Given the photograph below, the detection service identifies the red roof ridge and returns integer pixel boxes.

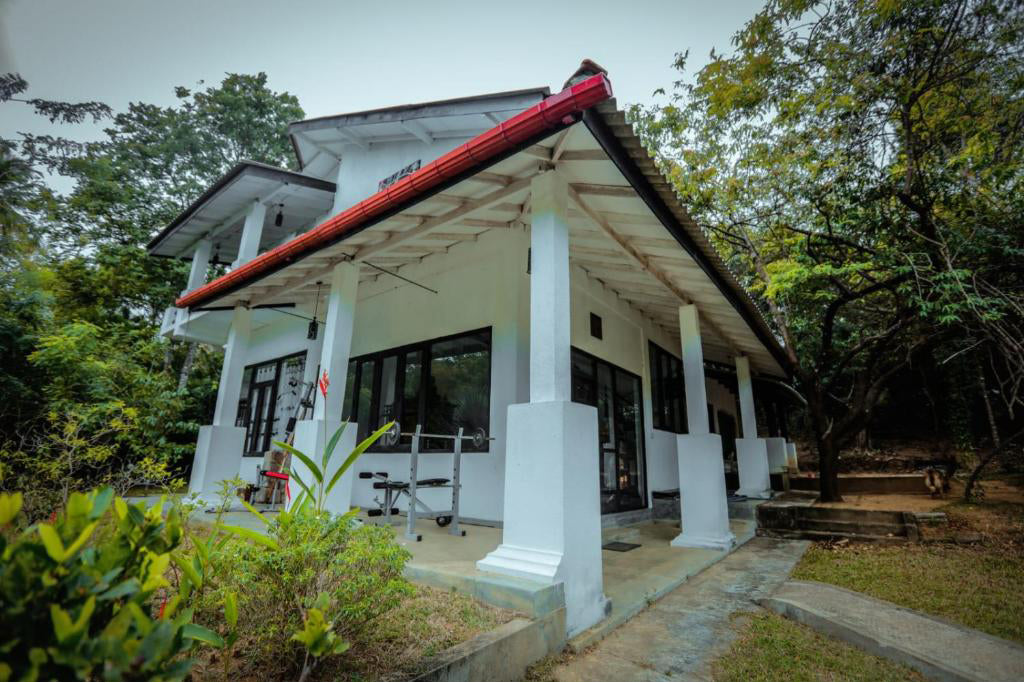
[177,72,614,309]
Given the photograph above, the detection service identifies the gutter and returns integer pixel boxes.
[176,73,614,309]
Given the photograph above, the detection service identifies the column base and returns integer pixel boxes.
[674,433,735,550]
[477,400,609,637]
[290,419,357,515]
[786,442,799,470]
[188,425,246,500]
[735,437,772,499]
[766,437,789,474]
[670,531,736,550]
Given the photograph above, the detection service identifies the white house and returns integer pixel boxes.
[149,62,798,636]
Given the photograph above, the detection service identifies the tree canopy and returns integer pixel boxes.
[630,0,1024,498]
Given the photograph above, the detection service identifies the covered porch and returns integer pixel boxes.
[174,70,794,638]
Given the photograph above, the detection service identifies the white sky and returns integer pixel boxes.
[2,0,761,192]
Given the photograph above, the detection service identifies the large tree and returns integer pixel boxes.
[631,0,1024,500]
[0,72,304,499]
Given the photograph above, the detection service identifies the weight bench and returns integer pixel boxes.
[359,424,474,541]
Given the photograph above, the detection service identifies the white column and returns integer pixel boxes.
[734,356,771,499]
[186,238,213,292]
[291,262,360,514]
[478,170,608,638]
[235,201,267,266]
[213,306,251,426]
[672,304,735,549]
[189,305,250,498]
[529,171,572,402]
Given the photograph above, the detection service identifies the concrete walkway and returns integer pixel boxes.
[763,580,1024,682]
[551,537,810,681]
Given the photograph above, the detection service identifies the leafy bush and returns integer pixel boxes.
[193,421,411,680]
[0,488,219,681]
[194,508,412,680]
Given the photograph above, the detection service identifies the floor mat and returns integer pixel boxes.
[602,541,641,552]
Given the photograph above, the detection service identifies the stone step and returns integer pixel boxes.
[799,518,907,537]
[759,528,908,544]
[799,506,906,525]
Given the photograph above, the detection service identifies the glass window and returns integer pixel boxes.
[343,329,491,452]
[649,341,688,434]
[236,351,307,456]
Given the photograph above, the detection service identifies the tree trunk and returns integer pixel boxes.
[162,341,175,375]
[964,426,1024,501]
[807,390,843,502]
[177,342,197,392]
[977,360,1000,449]
[817,434,843,502]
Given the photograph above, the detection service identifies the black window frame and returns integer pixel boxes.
[342,327,492,453]
[237,350,308,457]
[648,341,688,434]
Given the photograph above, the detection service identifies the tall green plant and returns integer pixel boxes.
[274,421,394,516]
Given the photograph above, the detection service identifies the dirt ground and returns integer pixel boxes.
[813,479,1024,513]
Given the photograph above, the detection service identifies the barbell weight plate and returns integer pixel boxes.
[472,427,487,449]
[382,421,401,448]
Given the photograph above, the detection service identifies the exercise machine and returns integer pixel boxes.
[360,423,492,541]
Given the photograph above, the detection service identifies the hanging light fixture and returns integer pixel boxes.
[307,281,322,340]
[274,203,284,228]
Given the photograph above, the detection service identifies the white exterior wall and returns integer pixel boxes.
[213,228,744,521]
[347,227,530,523]
[333,138,463,211]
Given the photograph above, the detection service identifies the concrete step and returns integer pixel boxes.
[763,580,1024,681]
[800,506,906,525]
[759,528,908,544]
[799,518,907,537]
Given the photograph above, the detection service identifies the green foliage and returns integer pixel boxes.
[195,506,413,680]
[274,420,395,516]
[629,0,1024,495]
[1,71,303,514]
[0,488,216,681]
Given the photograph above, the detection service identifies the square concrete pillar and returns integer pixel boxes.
[290,419,357,514]
[735,438,772,499]
[672,305,735,550]
[478,170,608,638]
[734,356,771,498]
[786,441,799,471]
[477,400,608,636]
[290,261,360,513]
[188,425,246,500]
[673,432,735,549]
[766,437,789,473]
[190,305,250,500]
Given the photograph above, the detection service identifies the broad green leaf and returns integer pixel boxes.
[217,523,280,551]
[171,552,202,589]
[38,524,66,562]
[90,487,114,519]
[327,421,393,495]
[322,421,349,469]
[182,623,224,648]
[274,441,322,483]
[0,492,22,526]
[286,467,315,505]
[224,592,238,629]
[63,521,98,559]
[240,499,271,527]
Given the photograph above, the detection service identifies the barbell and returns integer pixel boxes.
[381,422,493,449]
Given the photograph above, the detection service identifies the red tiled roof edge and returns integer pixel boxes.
[176,73,614,309]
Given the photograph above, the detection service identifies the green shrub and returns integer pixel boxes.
[195,507,413,680]
[0,488,218,681]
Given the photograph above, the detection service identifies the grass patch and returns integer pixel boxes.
[793,499,1024,643]
[322,585,516,681]
[711,611,921,681]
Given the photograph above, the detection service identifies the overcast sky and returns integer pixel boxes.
[2,0,762,191]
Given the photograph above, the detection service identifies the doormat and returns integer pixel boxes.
[602,541,641,552]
